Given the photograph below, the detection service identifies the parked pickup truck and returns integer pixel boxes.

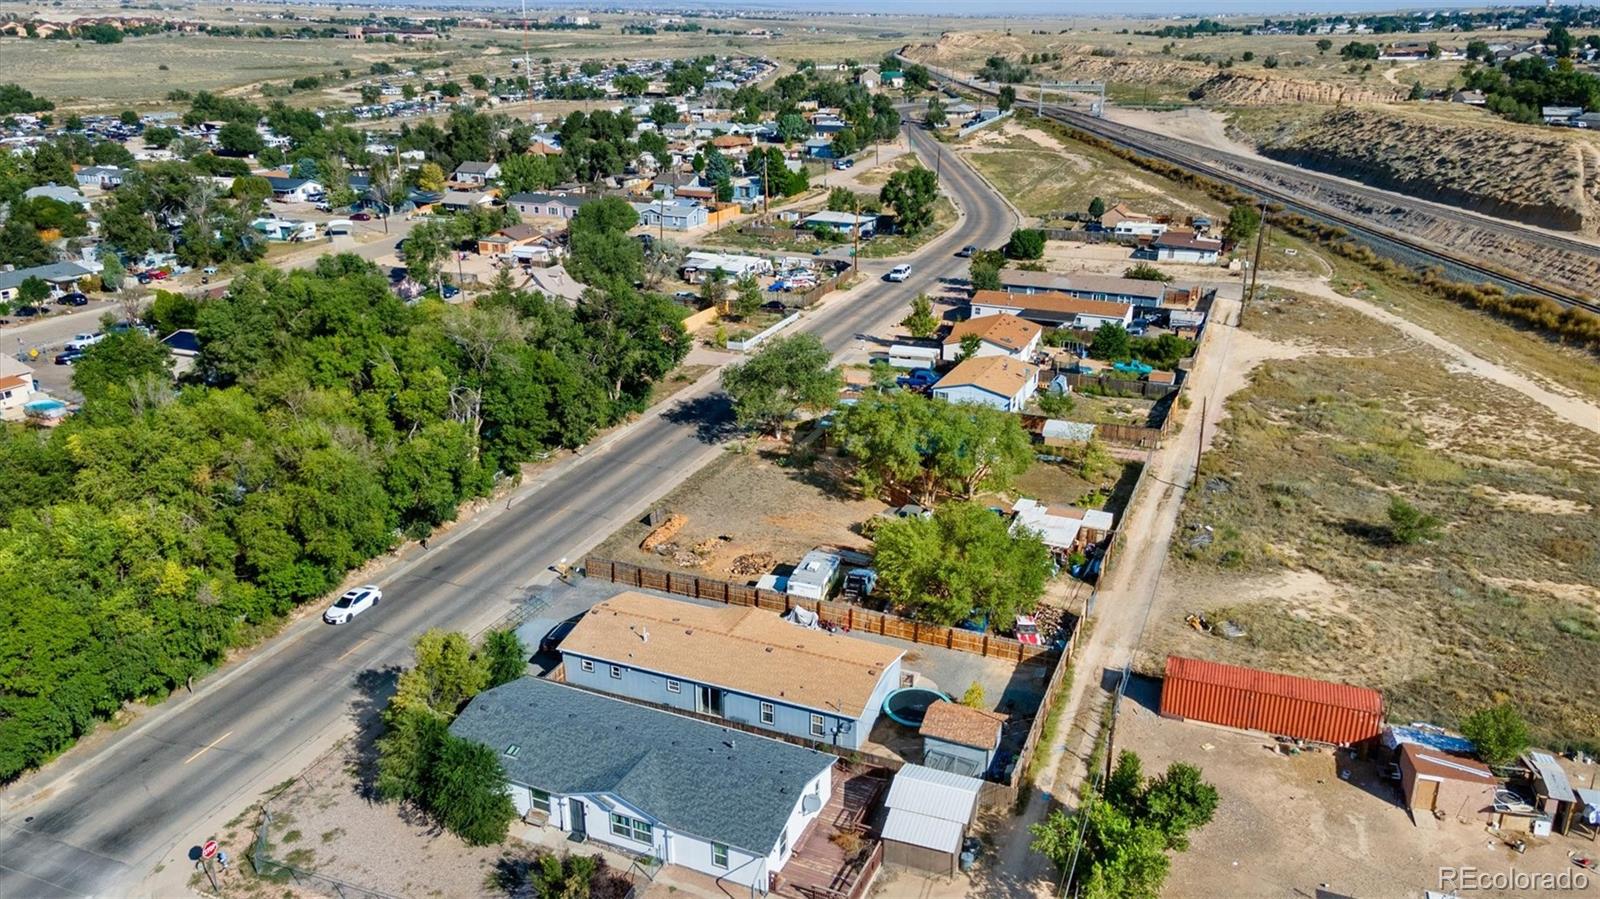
[896,368,939,389]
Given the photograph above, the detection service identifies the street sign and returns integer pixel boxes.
[202,840,218,859]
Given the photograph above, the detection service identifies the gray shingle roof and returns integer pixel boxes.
[0,262,91,292]
[450,678,834,854]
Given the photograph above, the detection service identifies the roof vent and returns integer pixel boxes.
[504,744,521,758]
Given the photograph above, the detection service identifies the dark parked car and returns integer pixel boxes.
[350,212,372,221]
[57,292,89,306]
[54,350,84,365]
[539,616,583,654]
[13,305,43,318]
[761,300,788,313]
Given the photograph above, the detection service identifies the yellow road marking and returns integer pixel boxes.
[336,637,371,662]
[183,731,234,765]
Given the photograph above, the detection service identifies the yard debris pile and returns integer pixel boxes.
[640,513,687,552]
[1030,604,1072,642]
[729,552,777,578]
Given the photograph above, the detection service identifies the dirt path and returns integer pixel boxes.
[1381,61,1421,86]
[1269,274,1600,435]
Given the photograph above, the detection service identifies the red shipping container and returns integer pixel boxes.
[1159,655,1382,745]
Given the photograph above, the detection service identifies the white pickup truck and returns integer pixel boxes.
[65,332,105,352]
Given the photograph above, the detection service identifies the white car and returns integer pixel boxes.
[886,264,912,282]
[65,332,105,352]
[323,585,382,624]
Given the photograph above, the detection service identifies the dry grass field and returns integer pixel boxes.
[1146,286,1600,750]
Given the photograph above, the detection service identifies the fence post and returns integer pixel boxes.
[982,634,989,658]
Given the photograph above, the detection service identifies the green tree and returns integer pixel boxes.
[1316,38,1333,53]
[901,293,938,339]
[924,98,947,129]
[391,629,488,718]
[998,84,1016,112]
[699,267,728,311]
[15,276,50,307]
[874,501,1053,626]
[1088,196,1106,219]
[426,734,518,845]
[498,153,558,195]
[835,391,1034,501]
[720,333,842,438]
[731,274,762,319]
[147,290,199,334]
[957,333,982,362]
[71,329,173,404]
[1005,228,1045,260]
[1088,322,1131,361]
[1386,496,1443,545]
[566,196,642,287]
[1223,203,1261,244]
[778,113,810,144]
[879,167,939,236]
[1143,762,1220,851]
[479,629,527,689]
[1460,703,1530,767]
[1408,80,1425,101]
[98,254,124,292]
[376,704,449,801]
[402,219,455,295]
[969,258,1002,292]
[217,121,264,156]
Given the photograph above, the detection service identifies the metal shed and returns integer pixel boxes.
[1159,655,1383,746]
[880,765,981,877]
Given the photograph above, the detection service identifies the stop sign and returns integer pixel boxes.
[202,840,218,860]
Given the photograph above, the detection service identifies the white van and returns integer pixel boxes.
[886,264,912,282]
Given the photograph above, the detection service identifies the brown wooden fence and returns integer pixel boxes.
[584,558,1059,664]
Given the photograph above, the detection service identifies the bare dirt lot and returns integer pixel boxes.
[1145,285,1600,748]
[1117,677,1600,899]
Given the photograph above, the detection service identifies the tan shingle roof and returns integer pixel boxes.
[932,355,1037,398]
[920,701,1005,749]
[972,290,1133,320]
[943,314,1041,352]
[561,592,903,717]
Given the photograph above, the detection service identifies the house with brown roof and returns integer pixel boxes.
[558,592,904,750]
[476,222,544,256]
[940,313,1041,363]
[1151,230,1222,264]
[930,355,1039,412]
[970,289,1134,331]
[920,701,1006,777]
[1097,202,1151,230]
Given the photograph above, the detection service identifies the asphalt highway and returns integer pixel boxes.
[0,123,1015,899]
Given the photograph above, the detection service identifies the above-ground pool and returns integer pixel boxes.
[23,399,69,420]
[882,687,951,727]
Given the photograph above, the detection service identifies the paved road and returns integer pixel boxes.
[0,124,1014,899]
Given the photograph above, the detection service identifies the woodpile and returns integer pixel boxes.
[728,552,777,578]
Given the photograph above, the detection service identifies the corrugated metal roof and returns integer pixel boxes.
[884,765,982,822]
[882,808,965,853]
[1160,655,1383,745]
[1164,656,1381,713]
[1526,752,1576,802]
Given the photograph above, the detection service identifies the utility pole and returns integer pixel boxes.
[1247,195,1268,309]
[851,195,860,275]
[1196,396,1207,477]
[762,152,769,216]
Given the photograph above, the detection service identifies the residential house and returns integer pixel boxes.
[161,329,201,378]
[0,356,39,422]
[451,161,501,185]
[558,592,904,750]
[0,261,92,302]
[1398,742,1498,823]
[798,210,877,239]
[74,165,129,189]
[439,190,496,212]
[970,290,1135,330]
[880,765,983,878]
[731,176,764,203]
[22,183,89,209]
[1097,202,1150,231]
[681,251,772,282]
[930,355,1039,412]
[1451,89,1487,106]
[1543,106,1583,125]
[880,70,906,89]
[1151,231,1222,264]
[940,314,1042,363]
[633,198,708,231]
[710,133,752,155]
[477,223,543,256]
[526,265,586,304]
[507,191,595,221]
[995,271,1167,308]
[650,171,701,199]
[919,701,1006,778]
[802,137,835,159]
[1010,498,1115,554]
[449,677,836,891]
[265,176,323,201]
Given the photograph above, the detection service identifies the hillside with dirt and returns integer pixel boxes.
[1240,105,1600,234]
[1191,71,1406,106]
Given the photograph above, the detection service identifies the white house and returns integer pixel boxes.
[0,262,93,303]
[451,161,501,185]
[450,677,837,891]
[930,355,1038,412]
[264,176,323,201]
[22,184,90,209]
[74,166,130,190]
[633,198,708,231]
[0,355,39,421]
[941,313,1042,363]
[507,191,595,220]
[681,251,772,282]
[969,290,1134,331]
[1151,231,1222,264]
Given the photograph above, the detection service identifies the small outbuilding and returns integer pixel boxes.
[880,765,982,877]
[920,701,1005,778]
[1398,742,1498,823]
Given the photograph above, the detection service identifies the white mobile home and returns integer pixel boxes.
[787,549,843,601]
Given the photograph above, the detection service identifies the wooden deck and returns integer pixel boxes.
[775,768,888,899]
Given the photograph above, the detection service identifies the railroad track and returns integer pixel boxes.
[916,61,1600,315]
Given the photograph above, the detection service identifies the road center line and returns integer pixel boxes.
[335,637,370,662]
[182,731,234,765]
